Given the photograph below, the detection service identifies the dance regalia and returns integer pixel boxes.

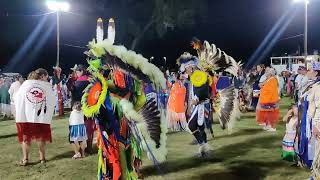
[81,18,167,180]
[190,39,241,131]
[187,70,212,147]
[307,81,320,178]
[256,77,280,127]
[297,91,314,168]
[296,79,320,169]
[167,81,187,131]
[176,39,241,156]
[299,62,320,179]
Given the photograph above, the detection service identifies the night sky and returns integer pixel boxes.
[0,0,319,75]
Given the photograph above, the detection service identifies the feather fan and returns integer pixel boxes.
[214,85,240,131]
[119,98,167,162]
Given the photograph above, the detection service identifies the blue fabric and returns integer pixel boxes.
[103,95,122,142]
[216,76,230,90]
[204,102,213,129]
[157,91,167,109]
[234,77,245,89]
[69,124,87,141]
[298,96,313,168]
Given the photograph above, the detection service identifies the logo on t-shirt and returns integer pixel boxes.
[26,87,45,104]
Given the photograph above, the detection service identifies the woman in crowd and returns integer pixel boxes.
[296,64,320,173]
[256,67,280,131]
[15,68,55,165]
[167,73,187,131]
[71,64,95,154]
[252,64,265,109]
[0,77,11,118]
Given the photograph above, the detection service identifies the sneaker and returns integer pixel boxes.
[267,127,276,132]
[72,152,82,159]
[18,159,28,166]
[197,143,212,158]
[258,123,266,126]
[198,144,205,154]
[203,143,213,153]
[262,126,269,131]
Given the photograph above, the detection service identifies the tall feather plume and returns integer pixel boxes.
[107,18,115,44]
[96,18,104,43]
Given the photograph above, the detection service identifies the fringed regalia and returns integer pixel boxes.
[308,81,320,178]
[81,18,167,180]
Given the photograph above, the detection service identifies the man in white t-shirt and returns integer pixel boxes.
[8,76,24,117]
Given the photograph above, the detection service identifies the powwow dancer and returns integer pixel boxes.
[296,64,320,169]
[300,62,320,179]
[81,18,167,179]
[177,38,241,157]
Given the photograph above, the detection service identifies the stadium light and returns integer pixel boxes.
[46,1,70,12]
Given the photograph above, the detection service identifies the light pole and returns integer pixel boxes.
[293,0,309,63]
[46,1,70,67]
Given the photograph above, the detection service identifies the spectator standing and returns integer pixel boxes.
[8,75,24,117]
[256,68,280,131]
[252,64,265,109]
[15,69,55,165]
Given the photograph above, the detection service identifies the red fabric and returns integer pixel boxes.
[57,83,64,117]
[77,75,89,81]
[114,70,126,89]
[108,135,121,180]
[84,118,96,143]
[256,109,280,128]
[211,80,217,98]
[96,127,121,180]
[16,123,52,143]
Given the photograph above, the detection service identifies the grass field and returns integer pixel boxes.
[0,98,311,180]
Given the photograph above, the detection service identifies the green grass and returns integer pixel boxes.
[0,98,310,180]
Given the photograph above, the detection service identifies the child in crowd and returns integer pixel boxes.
[281,104,298,162]
[69,102,87,159]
